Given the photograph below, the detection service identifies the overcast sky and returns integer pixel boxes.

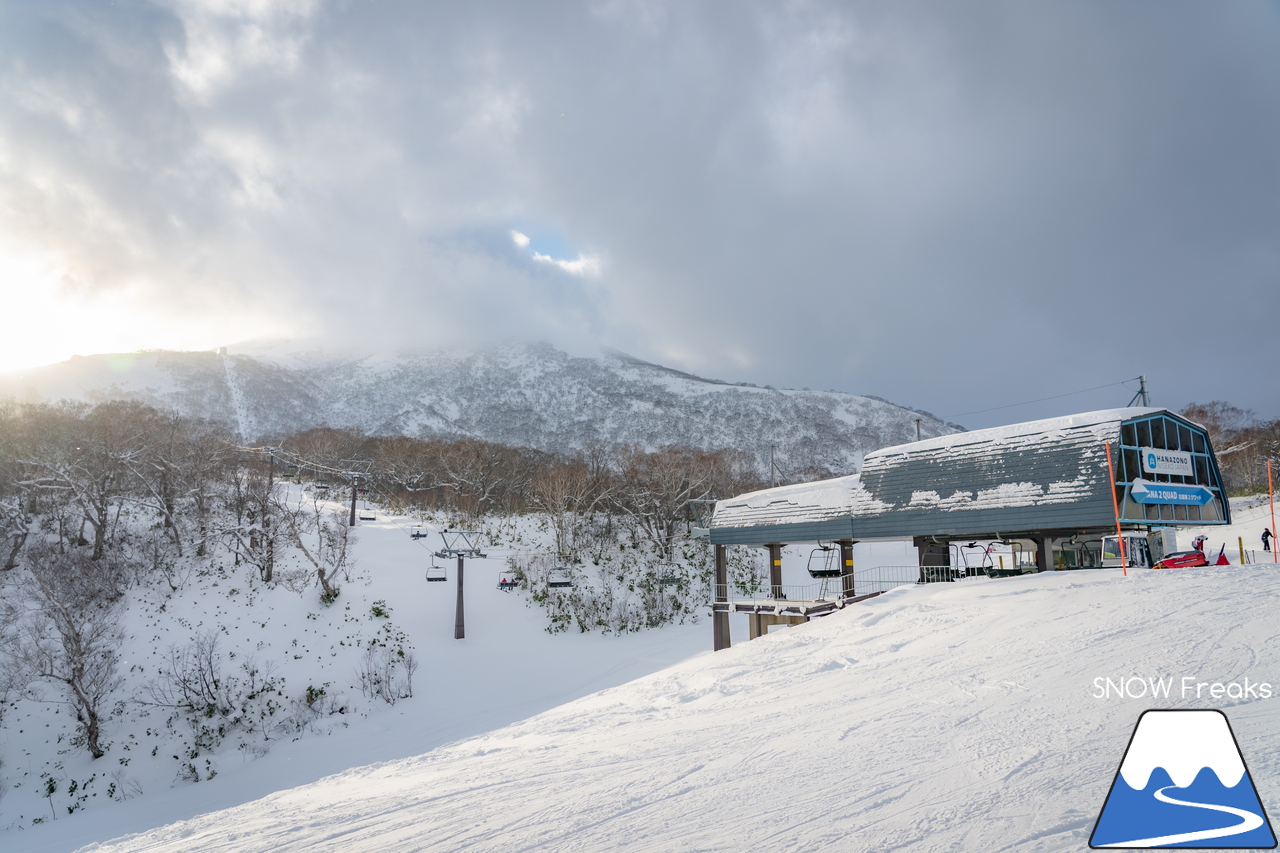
[1,1,1277,429]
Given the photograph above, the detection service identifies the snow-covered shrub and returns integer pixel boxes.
[354,613,418,705]
[144,632,288,762]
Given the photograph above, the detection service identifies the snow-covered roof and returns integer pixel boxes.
[710,474,863,530]
[865,407,1161,460]
[711,407,1224,542]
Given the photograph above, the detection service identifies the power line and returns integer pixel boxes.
[942,377,1142,420]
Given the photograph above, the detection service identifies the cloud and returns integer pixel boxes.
[532,251,601,277]
[0,1,1276,424]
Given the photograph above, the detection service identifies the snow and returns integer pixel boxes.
[0,496,715,853]
[12,553,1279,852]
[710,474,862,528]
[61,564,1280,852]
[6,486,1279,853]
[865,407,1161,459]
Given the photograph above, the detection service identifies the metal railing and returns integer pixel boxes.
[712,563,990,605]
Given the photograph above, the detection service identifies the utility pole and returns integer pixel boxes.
[1128,375,1150,408]
[915,418,922,442]
[770,445,777,488]
[349,476,359,526]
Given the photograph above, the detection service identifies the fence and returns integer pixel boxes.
[712,563,986,606]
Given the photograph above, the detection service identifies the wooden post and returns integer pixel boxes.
[767,543,784,599]
[1239,536,1245,565]
[1104,441,1127,575]
[714,544,730,651]
[839,539,855,599]
[454,555,466,639]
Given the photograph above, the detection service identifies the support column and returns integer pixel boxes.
[1033,536,1050,573]
[838,539,855,599]
[349,476,359,527]
[454,555,466,639]
[767,543,784,599]
[713,544,730,651]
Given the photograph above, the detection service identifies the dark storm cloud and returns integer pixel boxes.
[1,0,1277,427]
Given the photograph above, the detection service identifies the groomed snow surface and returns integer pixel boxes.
[50,566,1280,851]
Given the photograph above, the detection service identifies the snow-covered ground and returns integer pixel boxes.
[0,499,718,853]
[64,562,1280,853]
[5,495,1277,853]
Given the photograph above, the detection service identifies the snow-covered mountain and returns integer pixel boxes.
[0,341,959,472]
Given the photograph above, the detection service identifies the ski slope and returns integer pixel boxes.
[70,562,1280,853]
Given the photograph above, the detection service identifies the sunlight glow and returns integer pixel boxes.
[0,246,285,374]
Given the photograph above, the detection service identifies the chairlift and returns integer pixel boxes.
[807,544,841,578]
[655,562,680,586]
[955,541,994,577]
[497,570,520,591]
[410,527,430,540]
[314,480,330,493]
[358,510,376,521]
[547,567,574,589]
[426,561,447,582]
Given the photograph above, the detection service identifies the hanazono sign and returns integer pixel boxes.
[1140,447,1194,477]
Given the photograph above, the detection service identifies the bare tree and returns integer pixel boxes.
[19,401,149,559]
[0,400,32,570]
[531,457,614,559]
[278,492,356,601]
[222,454,293,583]
[14,544,126,758]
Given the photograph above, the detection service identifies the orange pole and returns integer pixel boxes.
[1105,441,1127,575]
[1269,459,1276,564]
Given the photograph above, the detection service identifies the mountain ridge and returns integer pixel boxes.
[0,341,960,474]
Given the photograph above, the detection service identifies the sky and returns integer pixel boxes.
[0,1,1277,430]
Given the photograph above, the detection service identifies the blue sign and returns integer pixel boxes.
[1129,480,1214,506]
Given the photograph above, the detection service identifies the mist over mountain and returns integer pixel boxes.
[0,341,958,474]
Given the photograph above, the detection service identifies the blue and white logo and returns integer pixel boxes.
[1091,710,1276,848]
[1148,452,1158,470]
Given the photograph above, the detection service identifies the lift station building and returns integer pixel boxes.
[705,407,1230,648]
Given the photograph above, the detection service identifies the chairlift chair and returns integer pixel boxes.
[547,567,574,589]
[358,510,376,521]
[806,544,841,578]
[957,542,994,578]
[655,562,680,586]
[314,481,330,493]
[410,527,430,540]
[426,561,447,582]
[497,570,520,591]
